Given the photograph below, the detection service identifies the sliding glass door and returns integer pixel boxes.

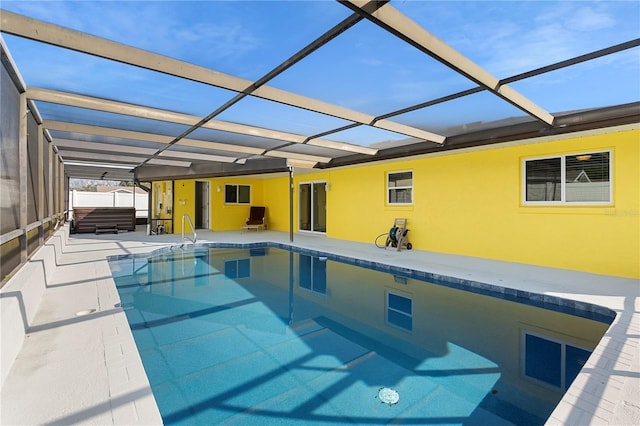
[299,182,326,233]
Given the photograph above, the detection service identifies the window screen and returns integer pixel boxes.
[238,185,250,203]
[524,152,610,203]
[388,171,413,204]
[565,152,610,202]
[525,158,561,201]
[224,184,251,204]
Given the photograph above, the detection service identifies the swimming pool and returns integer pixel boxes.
[108,244,613,425]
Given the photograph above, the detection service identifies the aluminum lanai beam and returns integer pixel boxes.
[44,121,333,164]
[26,88,378,156]
[3,10,444,143]
[263,150,328,165]
[365,38,640,125]
[52,138,238,163]
[135,8,381,167]
[340,0,556,126]
[42,120,259,157]
[56,150,192,167]
[64,166,134,181]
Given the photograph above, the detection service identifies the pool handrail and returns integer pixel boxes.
[181,213,197,243]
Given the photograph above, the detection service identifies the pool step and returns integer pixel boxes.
[288,317,325,336]
[332,348,378,371]
[213,329,390,425]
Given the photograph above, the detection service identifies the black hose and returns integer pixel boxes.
[375,233,388,248]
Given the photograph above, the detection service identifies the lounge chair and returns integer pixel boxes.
[243,206,266,231]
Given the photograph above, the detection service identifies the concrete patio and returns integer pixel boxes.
[1,226,638,425]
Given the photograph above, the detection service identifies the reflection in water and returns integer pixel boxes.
[109,247,610,426]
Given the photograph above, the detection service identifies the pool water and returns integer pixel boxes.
[108,246,611,425]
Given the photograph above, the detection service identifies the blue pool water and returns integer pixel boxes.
[108,244,612,425]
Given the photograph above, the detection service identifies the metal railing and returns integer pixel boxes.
[181,213,197,244]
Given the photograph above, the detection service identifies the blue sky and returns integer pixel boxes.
[2,0,639,144]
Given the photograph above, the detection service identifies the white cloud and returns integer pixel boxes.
[448,1,630,78]
[360,57,383,67]
[564,5,617,32]
[171,22,262,61]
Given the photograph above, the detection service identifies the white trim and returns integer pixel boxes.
[387,170,414,205]
[223,183,251,205]
[298,180,327,234]
[522,150,613,206]
[195,180,210,229]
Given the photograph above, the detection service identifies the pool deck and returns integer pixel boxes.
[1,227,638,425]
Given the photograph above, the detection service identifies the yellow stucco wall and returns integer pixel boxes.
[172,180,193,234]
[157,126,639,278]
[151,181,174,233]
[172,178,268,233]
[263,176,290,231]
[321,127,639,278]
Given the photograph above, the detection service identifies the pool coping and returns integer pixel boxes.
[108,242,617,326]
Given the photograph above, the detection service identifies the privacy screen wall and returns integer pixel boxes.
[1,64,20,235]
[0,59,66,284]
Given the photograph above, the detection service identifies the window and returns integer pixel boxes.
[299,254,327,294]
[523,331,592,390]
[386,292,413,331]
[224,258,250,279]
[388,171,413,204]
[224,184,251,204]
[523,151,611,204]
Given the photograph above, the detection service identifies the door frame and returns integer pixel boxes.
[194,180,210,229]
[298,180,327,234]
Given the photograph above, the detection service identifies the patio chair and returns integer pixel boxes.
[243,206,266,231]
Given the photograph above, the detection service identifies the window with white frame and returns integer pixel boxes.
[522,331,592,390]
[387,171,413,205]
[224,184,251,204]
[386,291,413,331]
[523,151,611,204]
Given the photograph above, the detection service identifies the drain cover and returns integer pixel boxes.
[377,387,400,406]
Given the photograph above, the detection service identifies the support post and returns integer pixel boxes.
[19,93,28,262]
[48,141,53,222]
[147,183,152,235]
[289,166,294,243]
[55,153,64,226]
[37,122,44,245]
